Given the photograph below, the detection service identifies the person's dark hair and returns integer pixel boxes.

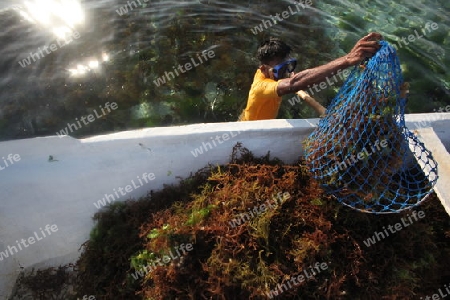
[257,37,292,64]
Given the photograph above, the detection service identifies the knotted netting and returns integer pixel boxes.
[304,40,438,214]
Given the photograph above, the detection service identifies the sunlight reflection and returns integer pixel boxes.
[22,0,84,39]
[102,53,110,62]
[14,1,111,79]
[88,60,99,69]
[16,8,36,24]
[67,57,105,77]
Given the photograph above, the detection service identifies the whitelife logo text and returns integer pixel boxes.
[93,172,156,209]
[131,243,194,280]
[250,0,312,35]
[324,138,389,176]
[190,130,241,158]
[18,31,80,68]
[116,0,150,16]
[288,68,352,106]
[56,102,118,137]
[153,50,215,87]
[0,153,21,171]
[0,224,59,262]
[228,192,290,228]
[363,211,425,247]
[391,21,439,51]
[266,261,328,298]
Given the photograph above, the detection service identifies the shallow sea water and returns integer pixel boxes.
[0,0,448,140]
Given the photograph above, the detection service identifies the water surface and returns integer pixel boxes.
[0,0,448,140]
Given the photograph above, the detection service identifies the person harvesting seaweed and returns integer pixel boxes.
[239,32,383,121]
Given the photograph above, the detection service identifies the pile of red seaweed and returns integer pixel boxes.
[69,144,450,299]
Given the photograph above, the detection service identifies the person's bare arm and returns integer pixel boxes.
[277,32,383,96]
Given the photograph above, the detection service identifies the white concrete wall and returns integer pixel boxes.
[415,127,450,216]
[0,114,449,298]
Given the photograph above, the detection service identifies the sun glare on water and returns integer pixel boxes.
[16,1,110,77]
[22,0,84,39]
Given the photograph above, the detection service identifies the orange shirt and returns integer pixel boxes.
[240,69,281,121]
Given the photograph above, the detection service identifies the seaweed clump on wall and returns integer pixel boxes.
[73,144,450,299]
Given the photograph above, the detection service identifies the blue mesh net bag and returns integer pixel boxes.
[303,40,438,214]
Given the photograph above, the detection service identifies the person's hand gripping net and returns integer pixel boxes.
[345,32,383,66]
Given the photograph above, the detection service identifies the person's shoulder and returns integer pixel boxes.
[250,71,280,98]
[252,69,264,80]
[252,69,276,85]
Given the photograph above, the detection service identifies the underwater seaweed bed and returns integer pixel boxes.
[15,144,450,300]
